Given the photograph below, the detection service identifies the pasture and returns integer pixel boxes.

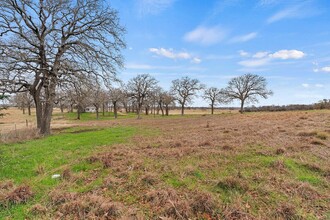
[0,109,329,219]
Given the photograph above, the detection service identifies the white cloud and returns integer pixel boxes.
[270,50,305,59]
[149,48,201,64]
[149,48,190,59]
[301,83,325,89]
[321,66,330,72]
[229,32,258,43]
[313,66,330,73]
[267,2,322,24]
[253,51,269,59]
[183,26,228,45]
[239,50,249,57]
[238,49,305,67]
[137,0,175,16]
[238,58,271,67]
[191,57,202,64]
[126,64,153,69]
[267,5,301,23]
[315,84,324,88]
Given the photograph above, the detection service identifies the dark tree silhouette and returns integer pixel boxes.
[171,76,204,115]
[222,73,273,113]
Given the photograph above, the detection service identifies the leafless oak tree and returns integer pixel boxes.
[109,88,124,119]
[127,74,158,119]
[162,91,175,116]
[0,0,125,134]
[203,87,226,115]
[222,73,273,113]
[171,76,204,115]
[13,91,34,115]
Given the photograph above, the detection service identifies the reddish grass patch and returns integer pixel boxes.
[5,185,33,205]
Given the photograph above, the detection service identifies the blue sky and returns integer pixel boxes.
[111,0,330,107]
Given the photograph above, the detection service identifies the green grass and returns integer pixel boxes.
[0,126,138,219]
[284,159,323,186]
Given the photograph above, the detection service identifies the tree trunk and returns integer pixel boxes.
[39,79,57,135]
[211,101,214,115]
[40,101,54,135]
[165,105,169,116]
[28,105,31,116]
[32,90,42,130]
[145,106,149,115]
[77,105,81,120]
[102,103,105,116]
[96,106,99,119]
[181,103,185,116]
[113,101,118,119]
[161,106,164,116]
[22,105,25,114]
[240,99,245,113]
[137,103,142,119]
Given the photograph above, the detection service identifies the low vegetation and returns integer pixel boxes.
[0,110,329,219]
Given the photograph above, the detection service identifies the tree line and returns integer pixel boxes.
[10,73,273,118]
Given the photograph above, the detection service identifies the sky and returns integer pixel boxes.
[110,0,330,107]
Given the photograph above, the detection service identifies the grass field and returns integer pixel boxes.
[0,109,329,219]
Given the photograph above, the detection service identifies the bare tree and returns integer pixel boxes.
[13,92,34,115]
[54,90,67,113]
[64,74,92,120]
[0,94,8,117]
[109,88,124,119]
[0,0,125,135]
[203,87,226,115]
[222,73,273,113]
[171,76,204,115]
[88,83,107,120]
[162,91,175,116]
[127,74,158,119]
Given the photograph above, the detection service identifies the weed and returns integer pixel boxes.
[275,203,299,220]
[275,147,285,155]
[216,177,249,192]
[316,132,328,140]
[298,130,317,137]
[141,173,158,186]
[29,204,47,216]
[5,185,33,205]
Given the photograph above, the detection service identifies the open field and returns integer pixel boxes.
[0,110,329,219]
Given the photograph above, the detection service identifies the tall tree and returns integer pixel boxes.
[222,73,273,113]
[203,87,226,115]
[0,0,125,135]
[127,74,158,119]
[109,88,124,119]
[13,92,34,115]
[64,74,93,120]
[162,91,175,116]
[171,76,204,115]
[0,94,8,117]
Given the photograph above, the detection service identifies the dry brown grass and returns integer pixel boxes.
[2,110,330,219]
[0,183,33,206]
[0,107,75,137]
